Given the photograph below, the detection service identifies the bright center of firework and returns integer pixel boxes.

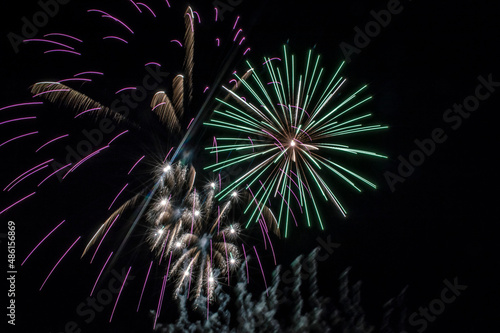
[163,165,171,173]
[157,228,164,235]
[184,270,189,276]
[194,210,200,216]
[230,227,235,234]
[230,258,236,264]
[175,241,181,248]
[290,140,296,147]
[209,276,214,282]
[231,191,238,198]
[160,199,167,206]
[210,182,216,189]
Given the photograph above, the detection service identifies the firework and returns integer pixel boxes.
[204,45,388,236]
[0,3,264,327]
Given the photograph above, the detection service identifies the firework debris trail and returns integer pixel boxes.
[154,248,408,332]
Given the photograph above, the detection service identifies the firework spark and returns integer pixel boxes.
[204,45,388,236]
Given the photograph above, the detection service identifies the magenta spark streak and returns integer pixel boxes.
[74,71,104,77]
[32,89,70,98]
[0,192,36,216]
[171,40,183,47]
[35,134,69,153]
[153,273,168,329]
[128,0,142,13]
[75,107,102,118]
[291,125,312,141]
[90,214,120,264]
[213,137,218,163]
[137,261,153,312]
[294,138,311,153]
[145,62,161,67]
[44,49,81,56]
[290,105,310,118]
[233,28,243,41]
[276,190,298,227]
[233,16,240,30]
[248,137,255,152]
[95,11,135,34]
[239,37,246,45]
[289,169,312,197]
[259,218,277,265]
[214,7,218,21]
[243,48,251,55]
[263,57,282,65]
[217,206,221,234]
[152,102,166,111]
[21,220,66,266]
[215,38,220,47]
[109,266,132,322]
[103,36,128,44]
[115,87,136,94]
[108,183,129,210]
[23,38,75,50]
[0,131,38,149]
[246,186,267,231]
[38,163,71,187]
[246,187,268,250]
[0,102,43,112]
[6,165,48,192]
[108,130,129,145]
[186,118,195,130]
[44,33,83,43]
[262,129,285,151]
[193,11,201,23]
[165,0,171,8]
[0,116,36,126]
[57,78,91,84]
[40,236,81,291]
[128,155,145,175]
[286,184,303,213]
[253,246,269,295]
[164,147,174,162]
[204,86,210,93]
[64,146,109,177]
[279,168,301,193]
[90,252,114,297]
[207,265,210,320]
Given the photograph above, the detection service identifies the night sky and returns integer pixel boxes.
[1,0,499,332]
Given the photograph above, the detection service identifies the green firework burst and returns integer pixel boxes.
[204,45,388,237]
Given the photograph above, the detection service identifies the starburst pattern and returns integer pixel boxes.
[205,45,388,236]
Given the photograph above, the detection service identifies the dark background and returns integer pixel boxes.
[1,0,499,332]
